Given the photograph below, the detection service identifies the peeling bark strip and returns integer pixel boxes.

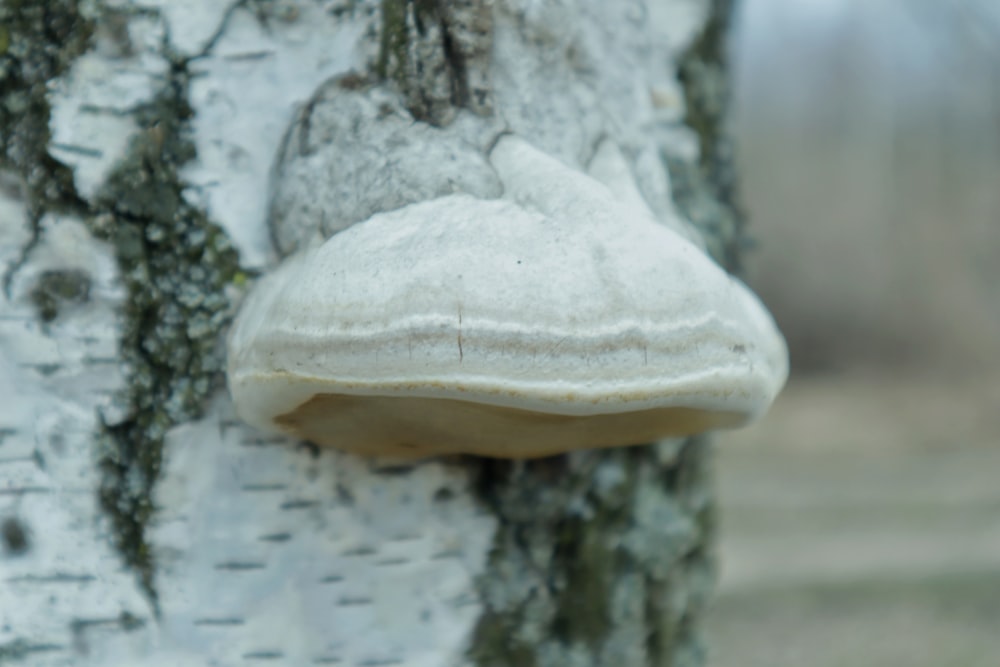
[378,0,493,124]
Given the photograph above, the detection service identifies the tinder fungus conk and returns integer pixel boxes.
[227,136,788,458]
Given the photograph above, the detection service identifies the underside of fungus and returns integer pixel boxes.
[227,136,788,459]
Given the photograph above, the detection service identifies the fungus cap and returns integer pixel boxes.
[227,136,788,458]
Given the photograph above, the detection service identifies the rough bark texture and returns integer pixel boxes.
[0,0,739,665]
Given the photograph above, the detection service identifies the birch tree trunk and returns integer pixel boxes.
[0,1,742,665]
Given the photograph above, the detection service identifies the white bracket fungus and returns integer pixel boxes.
[586,138,707,248]
[228,135,788,459]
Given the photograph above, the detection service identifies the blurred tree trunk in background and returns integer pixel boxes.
[0,1,741,664]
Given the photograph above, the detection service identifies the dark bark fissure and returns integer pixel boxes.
[0,0,91,295]
[378,0,492,125]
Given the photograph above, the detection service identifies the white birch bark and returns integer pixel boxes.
[0,1,735,665]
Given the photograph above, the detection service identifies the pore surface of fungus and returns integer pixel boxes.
[228,136,788,458]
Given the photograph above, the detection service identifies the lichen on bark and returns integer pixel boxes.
[671,0,746,274]
[1,0,244,612]
[91,65,241,610]
[468,440,716,667]
[0,0,92,292]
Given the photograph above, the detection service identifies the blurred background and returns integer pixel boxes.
[709,0,1000,665]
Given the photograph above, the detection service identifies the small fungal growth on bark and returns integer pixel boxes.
[228,135,788,458]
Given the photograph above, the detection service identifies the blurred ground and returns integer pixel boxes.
[709,374,1000,666]
[706,0,1000,662]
